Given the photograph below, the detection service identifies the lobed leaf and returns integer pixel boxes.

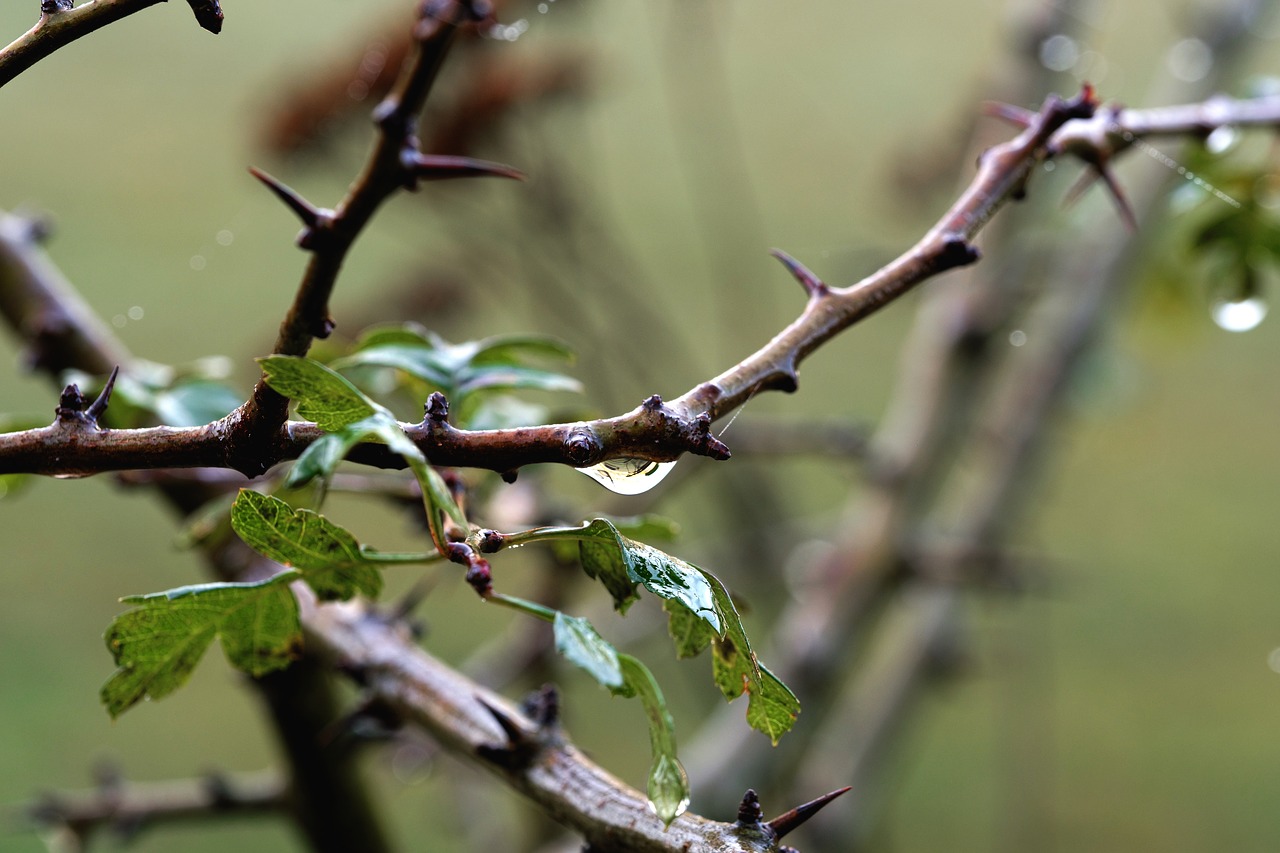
[101,572,301,718]
[230,489,382,601]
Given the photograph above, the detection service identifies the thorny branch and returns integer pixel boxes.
[0,0,222,89]
[3,93,1279,479]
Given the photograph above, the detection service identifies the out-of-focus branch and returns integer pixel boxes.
[0,0,221,88]
[18,769,284,850]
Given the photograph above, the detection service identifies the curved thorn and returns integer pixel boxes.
[248,167,321,228]
[1062,166,1101,210]
[1096,164,1138,232]
[85,365,120,423]
[407,153,527,182]
[475,695,528,748]
[770,248,828,298]
[981,101,1036,128]
[766,786,852,841]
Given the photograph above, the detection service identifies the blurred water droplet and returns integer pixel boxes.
[215,229,234,246]
[1211,296,1267,332]
[1009,330,1027,347]
[1205,126,1237,154]
[578,457,676,495]
[190,254,207,271]
[1039,34,1079,72]
[111,314,127,328]
[127,305,144,321]
[1167,38,1212,82]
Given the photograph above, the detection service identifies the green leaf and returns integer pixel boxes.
[663,598,715,659]
[101,572,301,718]
[152,380,243,427]
[332,344,452,389]
[703,572,799,744]
[554,612,624,689]
[230,490,382,601]
[258,355,378,430]
[616,654,689,827]
[577,519,718,627]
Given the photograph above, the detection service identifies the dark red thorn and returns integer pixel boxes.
[185,0,223,33]
[55,383,87,422]
[424,392,450,423]
[248,167,323,229]
[982,101,1036,128]
[766,786,852,841]
[404,153,526,185]
[770,249,829,298]
[85,365,120,424]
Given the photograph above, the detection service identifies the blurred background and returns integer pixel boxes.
[2,1,1279,851]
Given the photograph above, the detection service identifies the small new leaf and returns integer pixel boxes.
[258,355,378,430]
[231,490,382,601]
[101,572,301,718]
[616,654,689,827]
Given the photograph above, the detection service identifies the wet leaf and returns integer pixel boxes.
[554,611,623,689]
[616,654,689,826]
[231,490,382,601]
[259,355,378,431]
[101,572,301,718]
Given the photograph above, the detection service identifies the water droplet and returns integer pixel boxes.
[578,457,676,495]
[1211,296,1267,332]
[1039,34,1079,73]
[1205,125,1237,154]
[190,254,207,271]
[537,2,548,11]
[215,229,234,246]
[111,314,127,328]
[1167,38,1212,82]
[127,305,144,321]
[1009,329,1027,347]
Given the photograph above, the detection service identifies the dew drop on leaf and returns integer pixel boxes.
[577,458,676,495]
[1211,296,1268,332]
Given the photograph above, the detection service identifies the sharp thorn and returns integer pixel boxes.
[248,167,322,229]
[766,786,852,841]
[981,101,1036,128]
[1096,164,1138,232]
[185,0,224,34]
[475,695,528,747]
[1062,166,1100,210]
[770,248,829,298]
[85,365,120,424]
[405,153,527,184]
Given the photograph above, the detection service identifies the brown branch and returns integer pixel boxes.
[4,92,1279,481]
[227,0,494,476]
[0,0,220,89]
[18,769,284,846]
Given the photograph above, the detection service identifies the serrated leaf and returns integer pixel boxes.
[576,519,718,627]
[230,490,382,601]
[553,612,623,689]
[101,572,301,718]
[616,654,689,827]
[258,355,378,431]
[703,571,799,744]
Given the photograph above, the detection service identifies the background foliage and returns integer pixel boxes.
[2,1,1280,851]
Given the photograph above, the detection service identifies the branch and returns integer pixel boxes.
[227,0,497,475]
[0,0,221,89]
[17,769,284,847]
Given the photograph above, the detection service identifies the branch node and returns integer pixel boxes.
[520,683,560,732]
[641,394,664,413]
[424,392,450,424]
[55,382,87,424]
[734,789,764,827]
[564,428,601,467]
[694,412,732,460]
[765,786,852,841]
[476,529,506,553]
[770,248,829,299]
[938,234,982,270]
[40,1,73,13]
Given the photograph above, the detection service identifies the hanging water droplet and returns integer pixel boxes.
[1205,125,1237,154]
[1211,296,1268,332]
[577,457,676,495]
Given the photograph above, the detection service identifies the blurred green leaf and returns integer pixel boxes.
[553,611,624,689]
[664,598,715,659]
[230,489,383,601]
[151,380,244,427]
[101,572,301,718]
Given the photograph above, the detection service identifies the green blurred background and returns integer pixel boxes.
[2,1,1279,851]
